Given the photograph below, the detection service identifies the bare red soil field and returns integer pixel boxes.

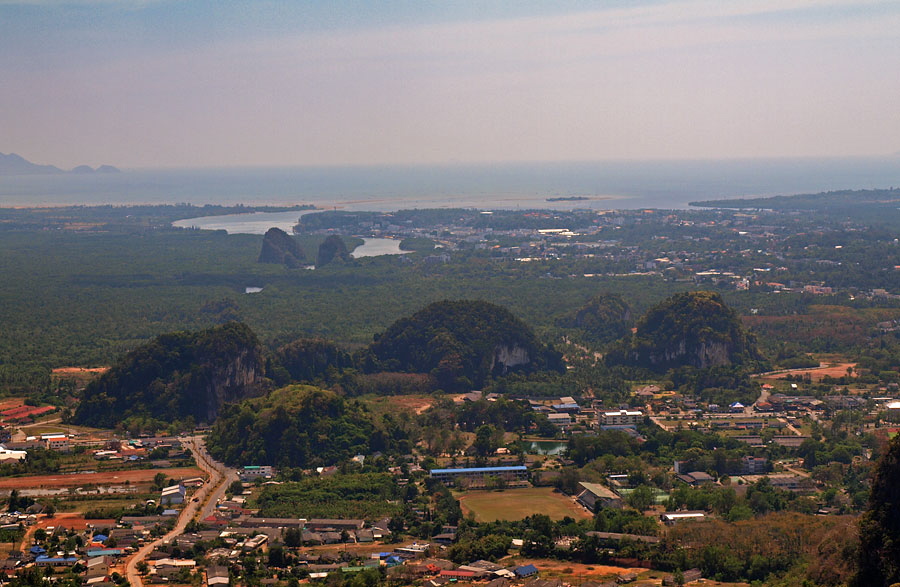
[0,467,205,490]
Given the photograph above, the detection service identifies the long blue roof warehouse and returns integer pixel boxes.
[429,465,528,487]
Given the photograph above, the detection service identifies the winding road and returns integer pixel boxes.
[125,436,235,587]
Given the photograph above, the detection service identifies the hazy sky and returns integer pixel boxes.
[2,0,899,168]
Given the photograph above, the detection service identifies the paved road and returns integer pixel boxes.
[125,436,233,587]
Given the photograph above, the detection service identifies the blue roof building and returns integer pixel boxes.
[429,465,528,487]
[35,555,79,567]
[515,564,538,577]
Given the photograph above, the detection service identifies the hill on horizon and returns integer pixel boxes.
[0,152,120,175]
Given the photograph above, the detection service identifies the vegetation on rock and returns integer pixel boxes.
[206,385,409,468]
[362,299,564,391]
[854,434,900,586]
[606,291,761,372]
[557,292,632,345]
[258,227,305,268]
[73,322,265,429]
[316,234,351,267]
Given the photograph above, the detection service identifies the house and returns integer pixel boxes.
[576,482,624,511]
[160,484,185,505]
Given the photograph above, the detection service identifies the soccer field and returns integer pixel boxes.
[456,487,592,522]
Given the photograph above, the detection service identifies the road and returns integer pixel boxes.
[125,436,234,587]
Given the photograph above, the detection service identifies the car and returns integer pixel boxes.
[192,497,200,502]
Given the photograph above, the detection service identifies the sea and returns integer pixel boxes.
[3,157,899,233]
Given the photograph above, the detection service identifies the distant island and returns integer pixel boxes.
[0,152,120,176]
[546,196,590,202]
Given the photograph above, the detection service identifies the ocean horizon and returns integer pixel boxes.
[1,157,899,211]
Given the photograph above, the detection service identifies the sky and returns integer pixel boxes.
[1,0,899,169]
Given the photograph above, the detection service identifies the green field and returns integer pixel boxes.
[456,487,592,522]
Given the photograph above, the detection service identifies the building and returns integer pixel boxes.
[207,565,230,586]
[768,474,813,493]
[0,445,26,462]
[742,456,768,475]
[35,556,79,568]
[305,519,366,532]
[429,466,528,487]
[676,471,716,486]
[42,434,70,452]
[153,558,196,581]
[85,556,111,579]
[576,482,624,511]
[547,413,573,429]
[599,410,643,427]
[660,511,706,525]
[239,465,275,481]
[161,484,186,505]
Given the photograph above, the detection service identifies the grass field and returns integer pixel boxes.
[456,487,592,522]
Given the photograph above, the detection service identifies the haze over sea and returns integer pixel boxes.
[2,158,899,211]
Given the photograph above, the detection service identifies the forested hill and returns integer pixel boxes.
[73,322,265,429]
[205,385,406,468]
[362,299,564,391]
[557,292,632,345]
[691,188,900,211]
[606,291,761,372]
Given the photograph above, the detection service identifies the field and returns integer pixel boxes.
[456,487,592,522]
[0,466,205,491]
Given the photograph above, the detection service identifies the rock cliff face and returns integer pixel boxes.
[607,291,759,372]
[74,322,266,428]
[201,346,266,422]
[259,227,304,267]
[491,344,531,374]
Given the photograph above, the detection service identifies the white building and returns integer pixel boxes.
[160,484,186,505]
[0,445,27,462]
[600,410,643,427]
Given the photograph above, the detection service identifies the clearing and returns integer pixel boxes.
[456,487,591,522]
[754,361,857,384]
